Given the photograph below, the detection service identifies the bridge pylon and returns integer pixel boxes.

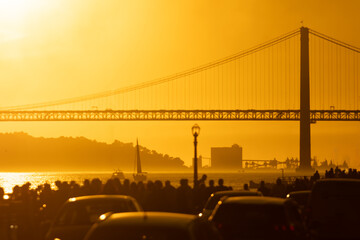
[299,27,313,172]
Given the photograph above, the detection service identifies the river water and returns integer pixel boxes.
[0,170,309,194]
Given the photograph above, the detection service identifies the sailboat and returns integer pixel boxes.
[133,139,147,182]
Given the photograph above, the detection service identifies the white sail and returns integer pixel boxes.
[133,138,147,181]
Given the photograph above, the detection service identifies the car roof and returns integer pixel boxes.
[212,190,262,197]
[67,195,135,203]
[287,190,311,196]
[222,196,287,205]
[100,212,197,228]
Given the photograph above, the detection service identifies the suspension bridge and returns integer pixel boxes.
[0,27,359,170]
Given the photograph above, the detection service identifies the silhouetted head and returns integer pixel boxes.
[218,178,224,186]
[123,179,130,186]
[276,178,282,185]
[260,180,265,187]
[165,180,171,187]
[146,181,154,190]
[83,179,90,186]
[180,178,188,187]
[154,180,163,189]
[113,178,121,187]
[55,180,62,188]
[137,181,145,190]
[130,182,137,190]
[43,183,51,191]
[201,174,207,181]
[209,180,214,187]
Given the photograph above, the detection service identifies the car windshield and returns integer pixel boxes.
[87,226,190,240]
[55,200,136,226]
[205,193,260,210]
[205,196,223,210]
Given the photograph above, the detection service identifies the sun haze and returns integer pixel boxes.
[0,0,359,168]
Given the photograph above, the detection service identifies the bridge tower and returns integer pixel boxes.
[299,27,312,171]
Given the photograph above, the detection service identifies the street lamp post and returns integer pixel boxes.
[192,124,200,188]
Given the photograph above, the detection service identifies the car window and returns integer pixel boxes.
[55,200,136,226]
[56,204,91,226]
[87,226,190,240]
[205,193,261,210]
[213,203,286,225]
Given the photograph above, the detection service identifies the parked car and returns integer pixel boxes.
[199,190,262,219]
[45,195,142,240]
[209,196,306,240]
[307,178,360,240]
[84,211,223,240]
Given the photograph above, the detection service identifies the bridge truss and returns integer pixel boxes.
[0,110,359,121]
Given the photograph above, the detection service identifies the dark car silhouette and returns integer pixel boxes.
[45,195,142,240]
[209,196,306,240]
[199,190,263,219]
[307,179,360,240]
[84,211,223,240]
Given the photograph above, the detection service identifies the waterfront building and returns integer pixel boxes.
[211,144,242,171]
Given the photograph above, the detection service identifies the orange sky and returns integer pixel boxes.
[0,0,359,169]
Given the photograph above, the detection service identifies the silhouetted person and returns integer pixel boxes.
[206,179,216,197]
[121,179,131,195]
[216,178,228,191]
[129,181,138,198]
[243,183,249,191]
[193,183,208,212]
[80,179,91,196]
[163,180,177,212]
[143,181,154,210]
[197,174,207,186]
[103,179,117,194]
[176,179,193,213]
[0,187,4,201]
[257,180,270,196]
[272,178,286,198]
[90,178,102,195]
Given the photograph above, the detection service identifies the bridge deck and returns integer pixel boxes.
[0,110,359,121]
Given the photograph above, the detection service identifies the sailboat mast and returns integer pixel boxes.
[136,139,142,173]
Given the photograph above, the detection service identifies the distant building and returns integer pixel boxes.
[211,144,242,170]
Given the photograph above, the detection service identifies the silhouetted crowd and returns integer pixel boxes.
[0,175,232,231]
[256,167,360,197]
[0,167,359,239]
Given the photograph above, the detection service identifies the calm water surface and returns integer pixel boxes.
[0,170,308,193]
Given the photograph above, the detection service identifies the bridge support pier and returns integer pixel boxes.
[299,27,312,172]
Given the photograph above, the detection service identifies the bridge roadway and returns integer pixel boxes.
[0,110,359,121]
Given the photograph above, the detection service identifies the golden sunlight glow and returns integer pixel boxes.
[0,0,60,45]
[0,0,47,24]
[0,172,27,193]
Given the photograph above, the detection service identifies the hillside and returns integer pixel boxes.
[0,132,189,172]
